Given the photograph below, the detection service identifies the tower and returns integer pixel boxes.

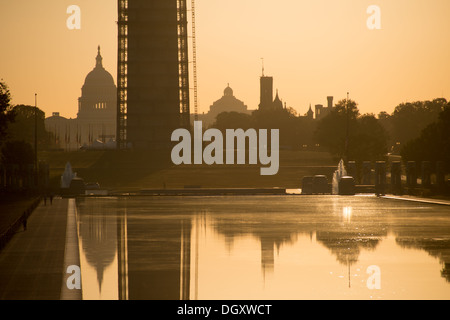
[315,104,324,120]
[272,90,283,110]
[306,104,314,119]
[117,0,190,150]
[259,76,273,111]
[327,96,334,109]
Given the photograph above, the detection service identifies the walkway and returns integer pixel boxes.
[0,198,69,300]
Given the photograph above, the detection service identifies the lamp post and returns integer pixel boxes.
[345,92,349,164]
[35,93,38,188]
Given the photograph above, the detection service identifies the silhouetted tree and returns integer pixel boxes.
[377,111,394,152]
[0,81,15,143]
[6,104,52,150]
[214,108,309,149]
[252,108,299,148]
[352,114,389,161]
[213,111,253,131]
[295,116,317,150]
[315,99,388,161]
[314,99,359,159]
[390,98,447,146]
[1,140,34,165]
[401,106,450,171]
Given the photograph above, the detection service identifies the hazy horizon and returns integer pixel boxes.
[1,0,450,119]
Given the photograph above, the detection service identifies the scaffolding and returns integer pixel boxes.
[117,0,128,149]
[191,0,198,121]
[117,0,191,149]
[177,0,191,129]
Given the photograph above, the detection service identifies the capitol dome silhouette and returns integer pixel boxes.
[81,46,116,98]
[77,46,117,122]
[224,84,233,97]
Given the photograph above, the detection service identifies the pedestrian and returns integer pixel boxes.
[50,193,54,205]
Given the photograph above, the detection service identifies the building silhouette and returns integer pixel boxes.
[77,46,117,141]
[45,47,117,150]
[258,73,285,112]
[194,84,253,127]
[315,96,334,120]
[306,104,314,120]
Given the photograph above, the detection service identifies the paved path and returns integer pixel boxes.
[0,198,68,300]
[0,196,40,236]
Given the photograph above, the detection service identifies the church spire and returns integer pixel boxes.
[96,45,103,68]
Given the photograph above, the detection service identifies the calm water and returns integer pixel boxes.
[74,195,450,300]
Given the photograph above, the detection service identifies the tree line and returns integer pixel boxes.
[0,81,51,167]
[213,96,450,170]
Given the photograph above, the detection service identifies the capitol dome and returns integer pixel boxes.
[77,45,117,127]
[81,46,116,97]
[224,84,234,97]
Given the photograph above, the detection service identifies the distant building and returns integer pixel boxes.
[315,96,334,120]
[45,112,76,150]
[258,73,285,112]
[45,46,117,150]
[305,104,314,120]
[194,84,253,127]
[259,76,274,111]
[77,46,117,142]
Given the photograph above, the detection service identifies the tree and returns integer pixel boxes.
[213,111,253,132]
[314,99,359,159]
[401,106,450,171]
[252,108,299,148]
[390,98,446,146]
[352,114,389,161]
[314,99,388,161]
[0,81,15,142]
[7,104,52,150]
[1,140,34,165]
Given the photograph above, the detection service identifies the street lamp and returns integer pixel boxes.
[345,92,349,163]
[35,93,38,188]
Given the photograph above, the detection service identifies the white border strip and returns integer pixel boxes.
[381,195,450,206]
[60,198,82,300]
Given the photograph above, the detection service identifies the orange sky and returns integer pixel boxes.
[1,0,449,119]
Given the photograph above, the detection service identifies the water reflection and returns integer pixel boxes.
[75,196,450,300]
[76,198,121,299]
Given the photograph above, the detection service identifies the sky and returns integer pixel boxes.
[1,0,450,119]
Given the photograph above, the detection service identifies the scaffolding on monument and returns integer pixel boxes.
[177,0,191,129]
[117,0,191,149]
[117,0,128,149]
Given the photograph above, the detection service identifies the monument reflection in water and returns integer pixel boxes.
[75,196,450,300]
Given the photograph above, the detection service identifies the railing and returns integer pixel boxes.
[0,197,41,252]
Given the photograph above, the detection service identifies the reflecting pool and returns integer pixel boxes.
[75,195,450,300]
